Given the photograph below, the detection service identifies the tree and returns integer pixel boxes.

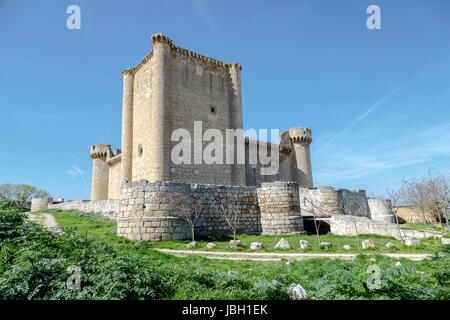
[168,193,202,242]
[385,188,404,245]
[13,184,37,207]
[301,197,323,247]
[342,201,361,250]
[400,177,431,225]
[0,183,52,208]
[0,183,15,200]
[217,202,241,242]
[425,171,449,231]
[400,170,449,229]
[34,189,51,199]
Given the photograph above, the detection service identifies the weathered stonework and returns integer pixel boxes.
[257,181,304,235]
[89,33,314,200]
[368,199,396,223]
[117,180,307,241]
[30,197,119,220]
[31,197,53,212]
[49,200,120,221]
[330,214,439,240]
[299,186,369,217]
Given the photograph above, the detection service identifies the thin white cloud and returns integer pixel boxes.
[314,122,450,184]
[314,86,401,155]
[66,165,87,183]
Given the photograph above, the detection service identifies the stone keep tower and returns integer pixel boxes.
[119,33,245,186]
[89,33,315,200]
[279,127,313,188]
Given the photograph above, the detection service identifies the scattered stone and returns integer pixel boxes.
[395,261,402,267]
[416,271,424,274]
[274,238,291,249]
[226,271,234,276]
[385,242,394,248]
[441,238,450,245]
[288,284,308,300]
[362,239,376,249]
[405,238,420,246]
[250,242,263,250]
[230,240,241,248]
[207,243,216,249]
[368,258,376,262]
[300,240,310,250]
[286,260,291,265]
[319,242,332,249]
[343,244,351,250]
[186,241,197,249]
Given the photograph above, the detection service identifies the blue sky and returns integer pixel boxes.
[1,0,449,200]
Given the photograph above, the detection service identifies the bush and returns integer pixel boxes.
[0,210,27,239]
[0,200,26,212]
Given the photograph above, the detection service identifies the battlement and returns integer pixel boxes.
[122,33,242,76]
[90,144,111,159]
[288,127,312,144]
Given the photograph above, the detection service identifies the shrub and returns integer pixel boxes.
[0,210,27,239]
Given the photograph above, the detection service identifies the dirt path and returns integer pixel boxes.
[154,248,432,261]
[27,212,60,230]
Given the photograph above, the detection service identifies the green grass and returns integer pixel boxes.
[39,209,130,245]
[39,209,443,253]
[401,222,449,233]
[149,233,442,253]
[13,209,448,300]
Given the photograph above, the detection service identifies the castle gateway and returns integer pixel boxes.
[90,33,313,200]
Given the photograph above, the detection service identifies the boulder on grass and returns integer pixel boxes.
[441,238,450,245]
[207,243,216,249]
[250,242,263,250]
[288,284,308,300]
[385,242,394,248]
[300,240,310,250]
[186,241,197,249]
[230,240,241,248]
[395,261,402,267]
[405,238,420,246]
[319,242,332,249]
[362,239,376,249]
[275,238,291,249]
[343,244,351,250]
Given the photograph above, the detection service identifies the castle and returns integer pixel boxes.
[34,33,415,242]
[89,33,313,201]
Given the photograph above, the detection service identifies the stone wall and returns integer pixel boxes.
[330,214,439,240]
[257,181,304,234]
[49,200,120,221]
[117,180,262,241]
[117,180,307,241]
[298,186,369,217]
[368,199,395,223]
[31,197,52,212]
